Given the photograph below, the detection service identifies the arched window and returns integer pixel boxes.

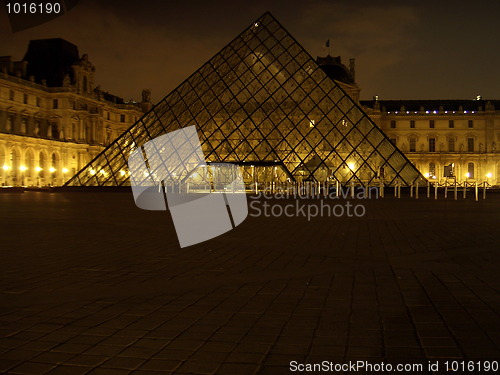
[39,152,45,178]
[467,162,475,179]
[51,153,58,179]
[25,150,34,178]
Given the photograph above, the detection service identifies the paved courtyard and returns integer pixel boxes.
[0,190,499,374]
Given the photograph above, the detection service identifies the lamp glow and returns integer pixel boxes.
[120,170,126,176]
[62,168,69,173]
[90,169,96,175]
[19,166,27,172]
[36,167,42,172]
[486,173,492,178]
[465,172,470,178]
[49,167,56,173]
[2,165,10,171]
[347,162,355,170]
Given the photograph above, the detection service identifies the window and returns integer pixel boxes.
[429,138,436,152]
[36,97,41,107]
[120,114,125,122]
[23,94,28,104]
[468,120,473,128]
[9,90,14,100]
[428,163,436,178]
[467,162,475,179]
[429,120,435,128]
[21,119,27,134]
[50,123,59,138]
[390,120,396,128]
[449,120,454,128]
[467,137,474,152]
[53,99,58,109]
[409,137,416,152]
[73,101,77,110]
[448,137,455,152]
[410,120,415,128]
[6,115,13,131]
[82,76,88,93]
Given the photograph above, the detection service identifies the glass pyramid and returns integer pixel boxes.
[66,12,425,188]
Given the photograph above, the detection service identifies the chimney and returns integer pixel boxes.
[349,58,356,82]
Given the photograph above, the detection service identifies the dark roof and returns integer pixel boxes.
[101,91,125,104]
[317,55,355,85]
[23,38,79,87]
[361,99,499,112]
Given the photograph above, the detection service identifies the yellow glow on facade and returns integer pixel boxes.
[347,162,356,171]
[424,173,429,178]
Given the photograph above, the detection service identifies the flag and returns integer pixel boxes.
[325,39,330,48]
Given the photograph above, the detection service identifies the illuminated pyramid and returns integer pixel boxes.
[66,12,425,187]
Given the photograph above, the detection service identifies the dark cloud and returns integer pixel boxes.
[1,0,498,101]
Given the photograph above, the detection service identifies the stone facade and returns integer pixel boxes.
[0,39,150,186]
[362,99,500,185]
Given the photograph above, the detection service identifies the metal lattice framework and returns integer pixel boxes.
[66,12,425,187]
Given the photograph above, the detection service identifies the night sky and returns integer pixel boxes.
[1,0,499,102]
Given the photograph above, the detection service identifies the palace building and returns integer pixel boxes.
[362,99,499,185]
[0,38,151,187]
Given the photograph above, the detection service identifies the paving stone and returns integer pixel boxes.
[1,193,499,374]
